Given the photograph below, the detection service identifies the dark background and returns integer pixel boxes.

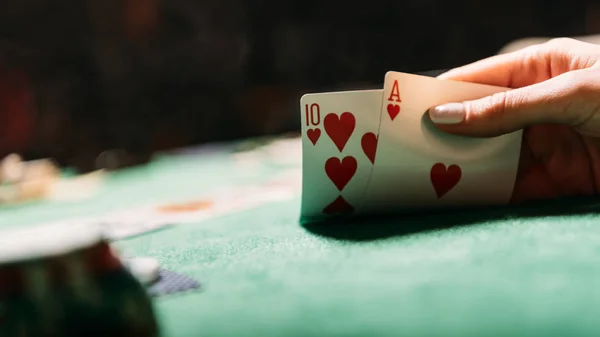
[0,0,596,171]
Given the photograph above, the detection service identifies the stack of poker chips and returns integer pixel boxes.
[0,222,159,336]
[0,154,106,205]
[0,153,60,204]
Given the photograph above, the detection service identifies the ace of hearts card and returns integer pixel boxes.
[361,72,523,214]
[300,89,383,220]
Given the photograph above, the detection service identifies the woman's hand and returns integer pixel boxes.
[428,38,600,203]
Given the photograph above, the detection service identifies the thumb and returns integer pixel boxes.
[428,70,596,137]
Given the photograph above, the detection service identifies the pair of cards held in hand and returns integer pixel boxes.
[300,71,523,220]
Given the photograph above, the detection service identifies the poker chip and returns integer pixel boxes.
[0,222,104,264]
[125,257,161,286]
[0,156,106,205]
[95,149,128,171]
[0,153,25,183]
[0,221,116,302]
[0,222,160,336]
[0,156,61,205]
[47,170,105,202]
[21,158,60,182]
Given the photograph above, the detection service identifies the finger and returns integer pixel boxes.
[437,49,541,88]
[509,132,561,204]
[438,38,597,88]
[511,125,598,203]
[428,69,598,137]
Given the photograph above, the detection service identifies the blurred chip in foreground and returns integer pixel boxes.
[0,223,159,336]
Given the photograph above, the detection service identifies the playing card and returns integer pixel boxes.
[96,213,176,240]
[300,90,383,220]
[42,214,176,241]
[147,269,200,297]
[98,179,298,239]
[122,257,200,296]
[36,174,300,241]
[362,72,523,213]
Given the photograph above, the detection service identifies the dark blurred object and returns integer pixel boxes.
[0,0,591,172]
[0,229,158,337]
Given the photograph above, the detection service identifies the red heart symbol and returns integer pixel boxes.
[430,163,462,198]
[325,156,357,191]
[324,112,355,152]
[387,104,400,121]
[307,128,321,145]
[323,196,354,214]
[361,132,378,164]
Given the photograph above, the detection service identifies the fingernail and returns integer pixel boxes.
[429,103,465,124]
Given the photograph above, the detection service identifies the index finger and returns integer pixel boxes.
[438,38,599,88]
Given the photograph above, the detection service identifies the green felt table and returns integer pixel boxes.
[2,135,600,337]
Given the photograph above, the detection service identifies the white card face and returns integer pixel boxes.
[35,176,301,241]
[300,89,383,220]
[362,72,523,213]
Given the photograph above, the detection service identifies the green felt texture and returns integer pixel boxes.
[3,139,600,337]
